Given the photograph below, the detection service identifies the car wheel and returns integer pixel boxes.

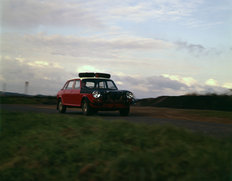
[82,99,93,115]
[119,107,130,116]
[58,99,66,113]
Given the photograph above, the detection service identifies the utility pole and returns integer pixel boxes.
[24,81,29,95]
[2,83,6,92]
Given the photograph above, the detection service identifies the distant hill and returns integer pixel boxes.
[135,95,232,111]
[0,91,31,97]
[0,91,56,105]
[0,91,54,97]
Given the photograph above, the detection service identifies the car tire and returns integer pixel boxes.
[82,99,93,115]
[58,99,66,113]
[119,107,130,116]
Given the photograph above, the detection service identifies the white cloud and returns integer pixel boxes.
[0,56,69,95]
[28,61,49,67]
[2,0,103,29]
[2,32,183,83]
[162,74,198,87]
[223,83,232,89]
[205,79,219,87]
[15,57,26,63]
[203,78,232,94]
[113,74,190,98]
[104,0,204,22]
[183,19,224,29]
[115,81,123,86]
[2,33,173,60]
[1,32,176,79]
[77,65,102,73]
[2,0,207,31]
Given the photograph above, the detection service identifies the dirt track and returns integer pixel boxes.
[1,104,232,137]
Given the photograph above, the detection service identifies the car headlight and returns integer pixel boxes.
[92,91,101,98]
[126,92,134,99]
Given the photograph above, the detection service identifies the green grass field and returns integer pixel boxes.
[0,111,232,181]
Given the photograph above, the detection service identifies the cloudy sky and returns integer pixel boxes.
[1,0,232,98]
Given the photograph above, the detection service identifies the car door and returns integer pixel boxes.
[62,80,74,105]
[71,80,81,106]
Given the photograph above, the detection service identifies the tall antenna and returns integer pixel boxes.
[24,81,29,95]
[2,83,6,92]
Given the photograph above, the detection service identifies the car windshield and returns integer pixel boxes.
[81,79,118,90]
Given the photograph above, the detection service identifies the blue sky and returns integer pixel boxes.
[1,0,232,98]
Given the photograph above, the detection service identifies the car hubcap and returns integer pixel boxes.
[83,103,87,112]
[59,102,62,111]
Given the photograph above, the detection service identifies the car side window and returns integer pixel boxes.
[86,82,95,88]
[74,80,80,89]
[107,80,117,90]
[66,80,74,89]
[63,82,69,89]
[98,81,106,89]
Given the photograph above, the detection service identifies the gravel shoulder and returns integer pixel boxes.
[1,104,232,137]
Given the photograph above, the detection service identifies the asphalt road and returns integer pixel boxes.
[1,104,232,137]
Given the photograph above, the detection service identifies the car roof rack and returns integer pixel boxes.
[79,72,111,79]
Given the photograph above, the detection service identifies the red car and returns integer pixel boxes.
[57,73,134,116]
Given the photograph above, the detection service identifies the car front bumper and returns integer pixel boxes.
[89,101,130,110]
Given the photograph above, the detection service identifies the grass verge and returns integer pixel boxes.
[0,111,232,181]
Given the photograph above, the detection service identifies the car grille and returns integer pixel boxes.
[103,92,125,103]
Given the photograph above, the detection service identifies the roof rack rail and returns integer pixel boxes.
[79,72,111,78]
